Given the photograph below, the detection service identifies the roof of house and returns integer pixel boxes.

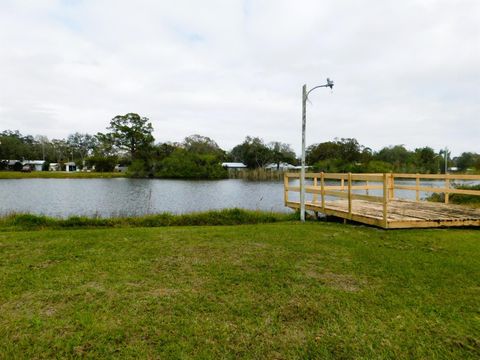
[222,162,247,168]
[265,162,296,169]
[23,160,46,165]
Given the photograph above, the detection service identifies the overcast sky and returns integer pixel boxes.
[0,0,478,156]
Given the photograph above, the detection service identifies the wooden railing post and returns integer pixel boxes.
[445,175,450,204]
[313,176,318,204]
[341,178,345,191]
[283,174,288,205]
[348,173,352,218]
[321,172,325,211]
[366,180,369,196]
[389,173,394,200]
[415,173,420,202]
[383,173,388,228]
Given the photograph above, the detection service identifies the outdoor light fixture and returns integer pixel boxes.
[300,78,334,222]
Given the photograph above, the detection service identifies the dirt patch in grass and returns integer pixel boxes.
[306,270,364,292]
[147,288,178,297]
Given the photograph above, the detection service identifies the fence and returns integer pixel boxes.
[284,172,480,227]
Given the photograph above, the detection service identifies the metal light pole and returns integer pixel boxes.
[300,78,334,222]
[444,147,449,174]
[440,147,449,174]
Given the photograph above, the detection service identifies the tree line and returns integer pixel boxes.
[1,113,479,178]
[306,138,480,174]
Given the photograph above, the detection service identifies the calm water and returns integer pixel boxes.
[0,178,290,217]
[1,178,477,218]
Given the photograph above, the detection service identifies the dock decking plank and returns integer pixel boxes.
[287,199,480,229]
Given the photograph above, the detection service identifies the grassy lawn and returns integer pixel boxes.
[0,171,125,179]
[0,222,479,359]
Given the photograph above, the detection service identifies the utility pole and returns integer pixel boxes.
[300,85,307,222]
[444,147,448,174]
[300,79,334,222]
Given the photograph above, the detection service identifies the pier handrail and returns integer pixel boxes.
[284,172,480,224]
[391,173,480,204]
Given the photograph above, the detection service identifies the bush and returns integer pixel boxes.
[155,149,227,180]
[86,156,118,172]
[427,184,480,205]
[365,160,394,173]
[126,159,151,178]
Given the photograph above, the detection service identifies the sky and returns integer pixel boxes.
[0,0,479,156]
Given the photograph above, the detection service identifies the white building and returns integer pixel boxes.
[265,162,296,171]
[23,160,46,171]
[65,162,77,172]
[49,163,61,171]
[221,162,247,169]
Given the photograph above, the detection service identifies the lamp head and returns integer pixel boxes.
[326,78,334,89]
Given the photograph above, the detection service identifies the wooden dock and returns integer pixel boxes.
[284,172,480,229]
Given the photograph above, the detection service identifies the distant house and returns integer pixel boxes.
[291,165,311,170]
[65,162,77,172]
[265,162,296,171]
[23,160,46,171]
[49,163,61,171]
[6,160,23,171]
[222,162,247,169]
[114,164,128,173]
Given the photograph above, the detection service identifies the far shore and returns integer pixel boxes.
[0,171,126,179]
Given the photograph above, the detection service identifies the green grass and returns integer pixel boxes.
[0,171,126,179]
[0,222,479,358]
[0,209,296,231]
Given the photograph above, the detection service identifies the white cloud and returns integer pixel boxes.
[0,0,479,155]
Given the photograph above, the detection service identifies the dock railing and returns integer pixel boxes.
[284,172,480,226]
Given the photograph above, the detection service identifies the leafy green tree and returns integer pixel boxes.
[268,141,297,169]
[86,155,118,172]
[100,113,154,159]
[183,134,224,158]
[306,141,339,164]
[51,139,71,163]
[154,142,179,161]
[375,145,413,172]
[413,147,437,173]
[455,152,480,172]
[306,138,364,171]
[0,131,24,159]
[67,132,98,167]
[336,138,363,163]
[365,160,394,173]
[230,136,272,168]
[155,148,227,179]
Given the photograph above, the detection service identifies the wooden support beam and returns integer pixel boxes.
[389,173,394,200]
[415,174,420,202]
[383,173,388,228]
[445,176,450,204]
[321,172,325,212]
[348,172,352,218]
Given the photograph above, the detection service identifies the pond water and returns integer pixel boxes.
[0,178,289,217]
[0,178,477,218]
